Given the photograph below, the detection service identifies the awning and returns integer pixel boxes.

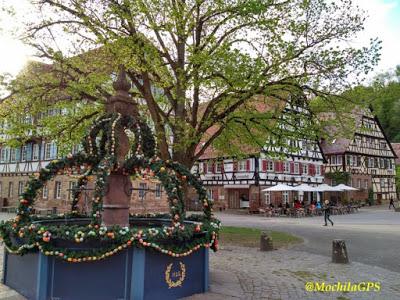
[292,183,319,192]
[334,184,359,191]
[262,184,296,192]
[314,184,344,192]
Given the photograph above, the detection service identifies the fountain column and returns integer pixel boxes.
[102,66,138,227]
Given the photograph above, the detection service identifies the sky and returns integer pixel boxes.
[0,0,400,79]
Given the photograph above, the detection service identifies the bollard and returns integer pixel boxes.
[260,232,274,251]
[332,239,349,264]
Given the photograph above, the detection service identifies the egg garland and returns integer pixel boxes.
[0,112,219,262]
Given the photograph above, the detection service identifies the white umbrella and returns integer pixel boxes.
[315,184,344,192]
[335,184,358,191]
[262,184,296,192]
[292,183,319,192]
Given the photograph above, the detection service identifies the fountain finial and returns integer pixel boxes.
[113,65,131,93]
[106,65,138,117]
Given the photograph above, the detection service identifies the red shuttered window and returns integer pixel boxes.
[275,161,281,172]
[262,160,267,171]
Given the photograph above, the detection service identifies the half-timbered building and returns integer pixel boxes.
[321,109,397,204]
[191,102,326,212]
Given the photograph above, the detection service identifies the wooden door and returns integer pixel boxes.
[228,190,240,208]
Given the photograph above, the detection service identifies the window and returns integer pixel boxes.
[337,155,343,165]
[282,191,289,204]
[357,179,361,189]
[384,159,389,169]
[267,161,274,172]
[265,191,271,205]
[42,185,48,199]
[368,157,375,168]
[302,164,308,175]
[32,144,40,160]
[18,181,24,196]
[0,148,6,162]
[331,155,337,165]
[45,143,52,159]
[238,160,247,171]
[316,165,321,175]
[10,148,16,162]
[216,162,222,173]
[364,179,368,189]
[55,181,62,199]
[294,163,300,174]
[68,181,78,200]
[21,146,27,161]
[8,182,13,198]
[283,162,290,173]
[138,182,147,199]
[380,142,386,149]
[346,155,352,166]
[0,182,2,197]
[206,189,214,200]
[380,179,385,188]
[389,159,394,170]
[356,156,362,167]
[155,183,162,199]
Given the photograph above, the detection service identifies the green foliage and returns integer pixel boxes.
[345,65,400,142]
[0,0,381,166]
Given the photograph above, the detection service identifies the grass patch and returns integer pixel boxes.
[219,226,302,249]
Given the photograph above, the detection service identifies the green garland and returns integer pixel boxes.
[0,112,219,262]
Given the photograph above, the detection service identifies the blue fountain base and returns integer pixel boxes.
[3,247,209,300]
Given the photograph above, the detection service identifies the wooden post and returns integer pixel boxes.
[260,232,273,251]
[332,239,349,264]
[102,66,138,227]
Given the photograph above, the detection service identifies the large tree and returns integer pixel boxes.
[0,0,380,167]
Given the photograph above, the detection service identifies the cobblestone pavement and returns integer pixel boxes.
[1,244,399,300]
[188,245,400,300]
[214,207,400,273]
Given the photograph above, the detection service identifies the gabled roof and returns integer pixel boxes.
[319,107,398,159]
[319,137,351,155]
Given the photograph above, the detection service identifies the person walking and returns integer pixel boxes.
[389,197,395,210]
[323,200,334,226]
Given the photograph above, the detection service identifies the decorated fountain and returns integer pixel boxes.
[0,67,220,300]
